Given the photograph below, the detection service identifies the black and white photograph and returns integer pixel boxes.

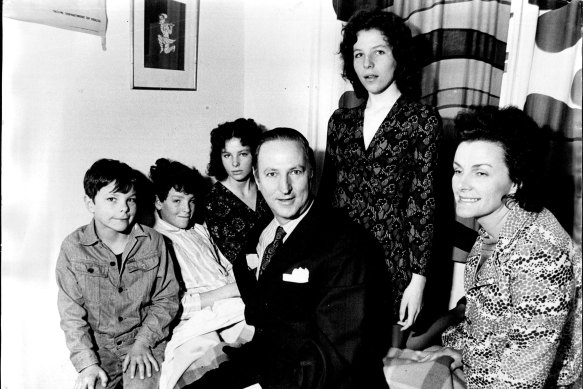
[2,0,582,388]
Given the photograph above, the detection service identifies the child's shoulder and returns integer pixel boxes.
[61,223,95,246]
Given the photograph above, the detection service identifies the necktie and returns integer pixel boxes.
[259,226,286,276]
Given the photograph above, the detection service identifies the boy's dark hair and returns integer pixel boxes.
[149,158,204,202]
[207,118,263,181]
[83,159,138,200]
[339,9,420,99]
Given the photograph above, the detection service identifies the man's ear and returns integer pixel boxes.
[155,195,163,211]
[253,168,261,189]
[84,195,95,214]
[509,182,520,195]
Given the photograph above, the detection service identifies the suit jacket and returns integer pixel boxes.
[232,203,392,389]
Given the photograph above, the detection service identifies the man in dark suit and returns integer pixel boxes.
[187,128,392,389]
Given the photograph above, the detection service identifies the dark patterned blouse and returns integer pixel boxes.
[325,97,441,317]
[204,182,272,263]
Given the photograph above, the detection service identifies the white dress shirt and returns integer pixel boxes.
[255,200,314,278]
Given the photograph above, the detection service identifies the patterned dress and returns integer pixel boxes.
[325,97,441,318]
[204,182,272,263]
[442,206,582,388]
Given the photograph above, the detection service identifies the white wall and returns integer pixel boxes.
[2,1,246,387]
[243,0,345,175]
[2,1,348,387]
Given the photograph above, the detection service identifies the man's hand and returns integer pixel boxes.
[75,364,108,389]
[398,273,426,331]
[122,340,159,380]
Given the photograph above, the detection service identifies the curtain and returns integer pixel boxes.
[500,0,582,245]
[387,0,511,119]
[382,1,512,310]
[333,0,511,119]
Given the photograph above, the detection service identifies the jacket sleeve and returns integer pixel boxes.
[495,243,576,387]
[56,240,100,372]
[307,230,392,389]
[135,233,180,346]
[317,110,341,205]
[405,105,441,276]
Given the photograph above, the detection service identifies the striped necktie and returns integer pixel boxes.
[259,226,286,276]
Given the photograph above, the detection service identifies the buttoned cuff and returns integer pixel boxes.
[72,349,100,373]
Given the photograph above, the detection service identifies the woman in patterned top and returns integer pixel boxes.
[321,9,441,346]
[204,119,272,263]
[422,106,581,388]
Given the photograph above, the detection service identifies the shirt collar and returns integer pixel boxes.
[498,205,537,242]
[80,218,146,246]
[276,199,314,239]
[153,212,184,233]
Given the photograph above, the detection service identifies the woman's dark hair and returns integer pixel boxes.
[339,9,420,99]
[207,118,263,181]
[149,158,204,202]
[454,105,548,212]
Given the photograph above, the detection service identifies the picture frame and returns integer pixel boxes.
[131,0,199,90]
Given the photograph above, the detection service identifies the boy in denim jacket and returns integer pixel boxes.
[56,159,179,389]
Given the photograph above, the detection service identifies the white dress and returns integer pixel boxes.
[154,216,249,389]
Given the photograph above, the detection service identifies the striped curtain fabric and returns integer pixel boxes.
[334,0,511,119]
[501,0,582,245]
[386,0,511,119]
[382,1,512,267]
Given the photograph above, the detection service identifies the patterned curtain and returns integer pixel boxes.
[383,0,511,119]
[385,1,513,310]
[334,0,511,119]
[500,0,582,245]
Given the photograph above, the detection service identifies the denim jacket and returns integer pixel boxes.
[56,220,180,372]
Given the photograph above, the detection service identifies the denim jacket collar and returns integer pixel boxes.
[79,219,146,246]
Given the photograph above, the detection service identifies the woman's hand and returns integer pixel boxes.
[415,346,463,370]
[398,273,426,331]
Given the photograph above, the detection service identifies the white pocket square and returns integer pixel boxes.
[282,267,309,283]
[246,254,259,269]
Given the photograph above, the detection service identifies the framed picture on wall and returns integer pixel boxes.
[132,0,199,90]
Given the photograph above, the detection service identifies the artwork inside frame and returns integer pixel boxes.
[132,0,199,90]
